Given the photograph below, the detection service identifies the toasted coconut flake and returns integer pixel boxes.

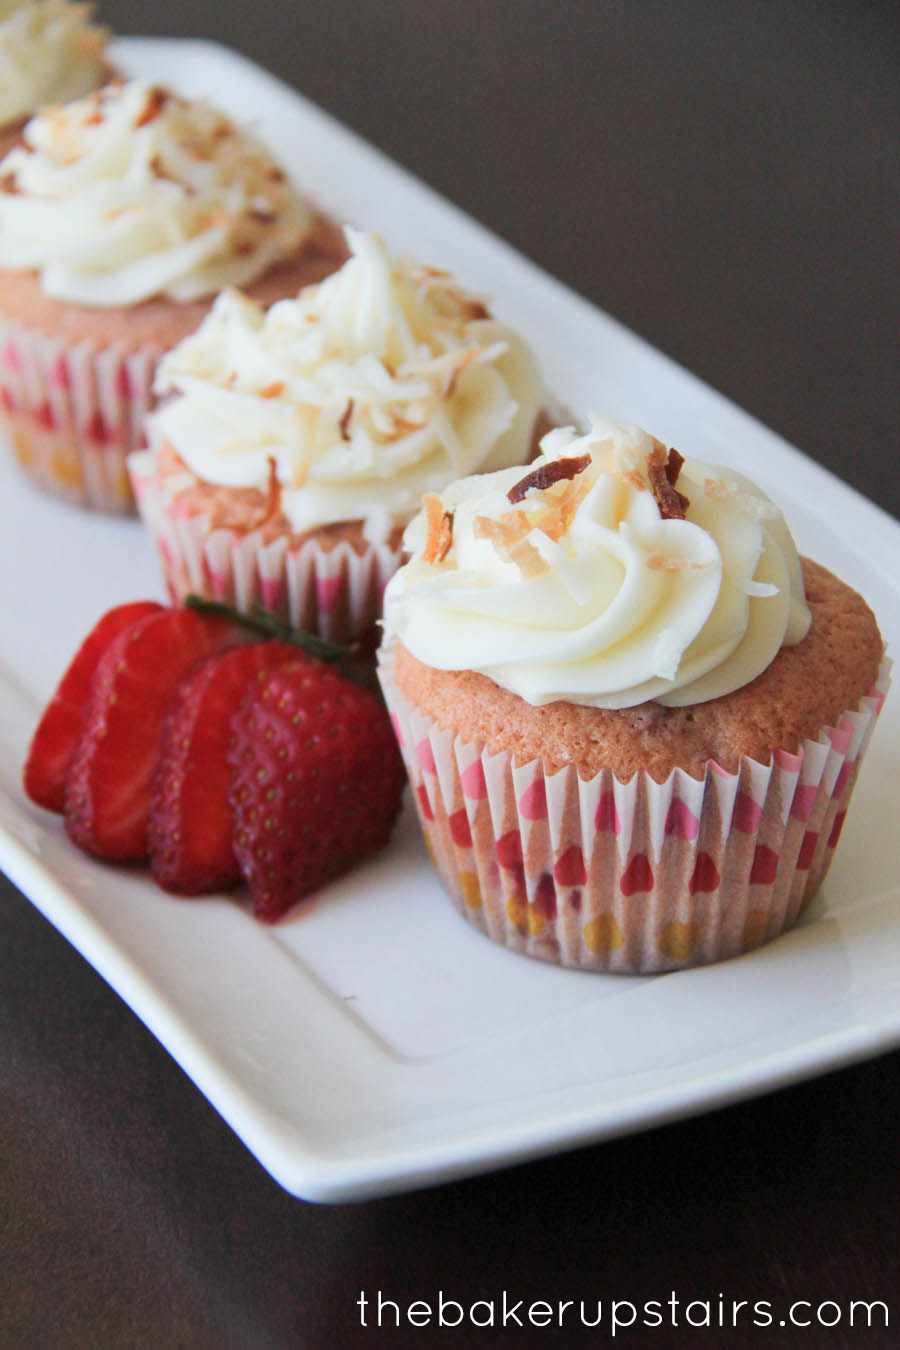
[203,207,231,231]
[520,502,562,541]
[702,475,779,520]
[593,437,646,491]
[665,447,686,486]
[416,271,491,326]
[171,446,286,537]
[422,494,454,564]
[474,515,519,550]
[293,403,317,433]
[528,472,593,541]
[703,476,731,502]
[587,438,616,476]
[390,415,427,436]
[434,514,455,563]
[504,508,532,537]
[509,539,551,578]
[648,443,690,520]
[290,454,309,490]
[646,552,710,572]
[423,494,443,537]
[338,398,354,441]
[134,86,169,129]
[473,514,549,577]
[257,455,283,529]
[507,453,592,505]
[289,404,318,481]
[442,347,479,398]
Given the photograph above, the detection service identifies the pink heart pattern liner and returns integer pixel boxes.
[0,319,158,513]
[379,640,891,974]
[128,444,403,645]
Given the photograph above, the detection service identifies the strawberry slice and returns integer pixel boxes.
[24,600,164,812]
[148,641,299,895]
[228,659,406,921]
[64,608,243,861]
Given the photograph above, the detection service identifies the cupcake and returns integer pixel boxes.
[0,78,347,511]
[379,417,888,973]
[128,227,547,644]
[0,1,109,158]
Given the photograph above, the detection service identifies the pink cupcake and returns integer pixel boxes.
[0,78,346,511]
[379,418,888,973]
[0,1,110,158]
[129,228,547,645]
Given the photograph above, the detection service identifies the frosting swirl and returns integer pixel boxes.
[383,418,812,708]
[0,1,107,129]
[0,79,313,304]
[152,228,542,541]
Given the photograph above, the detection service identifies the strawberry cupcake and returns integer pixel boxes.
[0,78,346,511]
[129,227,546,644]
[379,417,888,973]
[0,1,110,158]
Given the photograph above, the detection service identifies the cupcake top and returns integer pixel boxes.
[0,1,107,130]
[0,79,313,305]
[384,417,812,709]
[151,228,543,542]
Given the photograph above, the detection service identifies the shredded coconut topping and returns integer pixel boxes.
[0,78,312,303]
[151,228,542,538]
[0,1,107,129]
[384,417,813,710]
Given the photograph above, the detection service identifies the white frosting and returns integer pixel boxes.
[0,79,313,304]
[383,418,812,709]
[152,228,542,540]
[0,1,106,129]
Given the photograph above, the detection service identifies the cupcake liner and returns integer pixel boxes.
[0,315,159,512]
[378,642,891,974]
[129,446,404,645]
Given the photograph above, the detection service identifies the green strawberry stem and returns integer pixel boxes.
[183,594,385,703]
[184,594,356,665]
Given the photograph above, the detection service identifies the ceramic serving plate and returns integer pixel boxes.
[1,37,898,1202]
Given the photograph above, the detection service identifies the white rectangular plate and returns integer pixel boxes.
[1,38,899,1203]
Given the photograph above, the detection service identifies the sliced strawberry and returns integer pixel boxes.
[24,600,164,812]
[148,641,299,895]
[228,659,406,921]
[64,608,243,861]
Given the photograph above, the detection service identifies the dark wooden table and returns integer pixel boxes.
[2,2,898,1346]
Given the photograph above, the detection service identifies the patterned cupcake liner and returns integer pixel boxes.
[0,315,160,512]
[378,641,890,974]
[128,446,404,645]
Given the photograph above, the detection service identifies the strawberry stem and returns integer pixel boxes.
[184,594,356,665]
